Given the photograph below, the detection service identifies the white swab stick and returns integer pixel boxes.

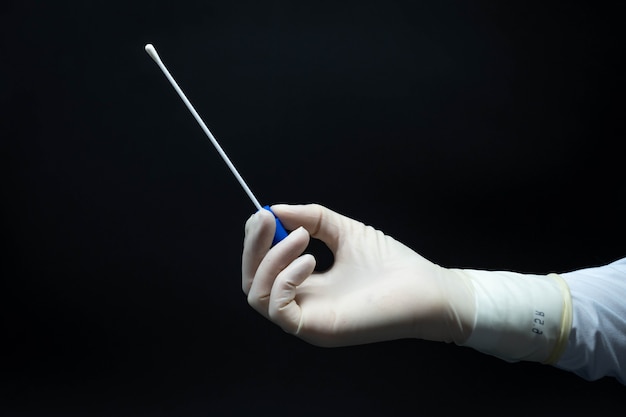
[145,43,263,211]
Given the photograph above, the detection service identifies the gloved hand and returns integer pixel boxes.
[242,204,572,364]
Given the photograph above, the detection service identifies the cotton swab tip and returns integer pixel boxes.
[144,44,160,63]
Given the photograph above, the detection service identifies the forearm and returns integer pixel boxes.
[454,268,572,363]
[554,257,626,384]
[455,257,626,384]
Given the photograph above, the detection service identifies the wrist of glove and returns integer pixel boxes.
[242,204,572,364]
[455,268,572,364]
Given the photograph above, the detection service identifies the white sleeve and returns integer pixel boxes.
[554,257,626,384]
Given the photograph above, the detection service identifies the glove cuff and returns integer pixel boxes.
[457,269,572,364]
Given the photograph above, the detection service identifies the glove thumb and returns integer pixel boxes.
[269,204,347,253]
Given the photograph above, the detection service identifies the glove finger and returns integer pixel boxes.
[247,226,310,319]
[269,253,316,335]
[269,204,345,253]
[242,209,275,295]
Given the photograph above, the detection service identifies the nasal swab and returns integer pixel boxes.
[145,43,288,245]
[145,43,261,210]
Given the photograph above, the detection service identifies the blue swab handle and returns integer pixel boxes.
[263,205,289,246]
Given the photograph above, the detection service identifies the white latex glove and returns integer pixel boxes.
[242,204,572,364]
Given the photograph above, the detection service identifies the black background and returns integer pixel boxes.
[2,1,625,416]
